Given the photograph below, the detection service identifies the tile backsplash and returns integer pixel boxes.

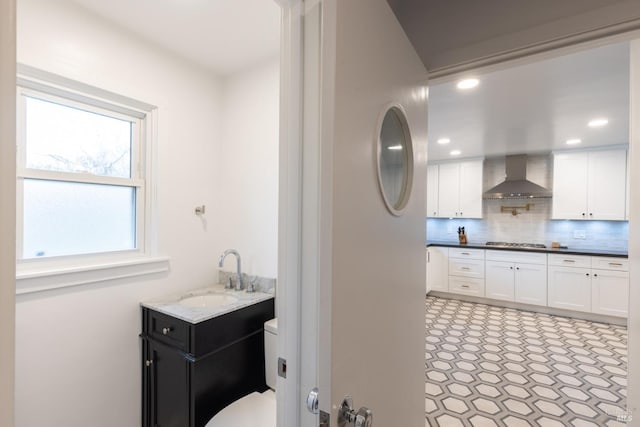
[426,154,629,252]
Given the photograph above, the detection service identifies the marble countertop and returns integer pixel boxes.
[141,283,275,324]
[426,241,628,258]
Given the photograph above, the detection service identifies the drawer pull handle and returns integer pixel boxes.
[461,252,471,255]
[461,267,470,270]
[609,262,623,266]
[162,327,173,335]
[461,285,470,289]
[563,259,575,263]
[145,360,154,367]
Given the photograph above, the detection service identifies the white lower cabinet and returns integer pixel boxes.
[548,254,629,317]
[449,276,485,297]
[547,265,592,312]
[427,246,628,318]
[448,248,485,297]
[515,263,547,306]
[485,250,547,306]
[426,246,448,293]
[485,261,514,301]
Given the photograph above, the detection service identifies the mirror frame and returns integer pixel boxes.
[375,103,414,216]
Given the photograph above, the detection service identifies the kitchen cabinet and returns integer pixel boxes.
[430,159,483,218]
[548,254,629,317]
[426,165,439,217]
[485,250,547,305]
[552,149,627,220]
[141,299,275,427]
[548,255,592,312]
[426,246,448,293]
[448,248,485,296]
[591,257,629,317]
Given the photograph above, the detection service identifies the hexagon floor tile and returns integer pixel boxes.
[425,296,627,426]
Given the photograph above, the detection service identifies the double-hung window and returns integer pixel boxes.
[16,67,166,293]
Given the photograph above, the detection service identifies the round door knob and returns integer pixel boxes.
[145,360,153,367]
[162,327,172,335]
[355,408,373,427]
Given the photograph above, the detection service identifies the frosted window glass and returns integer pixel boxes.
[22,179,136,258]
[25,96,132,178]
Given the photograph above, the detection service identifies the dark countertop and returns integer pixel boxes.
[426,241,628,258]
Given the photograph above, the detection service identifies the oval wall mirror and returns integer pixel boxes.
[376,105,414,216]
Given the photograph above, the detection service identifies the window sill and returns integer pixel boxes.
[16,256,170,295]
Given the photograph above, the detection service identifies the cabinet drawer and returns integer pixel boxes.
[486,250,546,264]
[448,248,484,260]
[449,277,485,297]
[146,309,190,352]
[449,258,484,278]
[592,257,628,271]
[548,254,591,268]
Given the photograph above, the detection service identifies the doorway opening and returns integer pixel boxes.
[425,39,632,425]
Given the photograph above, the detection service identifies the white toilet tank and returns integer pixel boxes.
[264,318,278,390]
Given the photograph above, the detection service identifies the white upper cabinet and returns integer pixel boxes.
[426,165,439,218]
[552,149,627,220]
[430,159,483,218]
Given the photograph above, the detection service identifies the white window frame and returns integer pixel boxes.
[15,65,168,294]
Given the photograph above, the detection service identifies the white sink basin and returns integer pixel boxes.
[179,294,239,308]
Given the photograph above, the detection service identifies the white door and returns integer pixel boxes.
[308,0,428,425]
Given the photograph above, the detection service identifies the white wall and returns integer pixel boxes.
[216,59,280,279]
[0,0,16,425]
[15,0,278,426]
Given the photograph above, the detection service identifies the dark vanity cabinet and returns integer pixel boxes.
[141,298,275,427]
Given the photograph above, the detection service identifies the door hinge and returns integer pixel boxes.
[319,410,330,427]
[278,357,287,378]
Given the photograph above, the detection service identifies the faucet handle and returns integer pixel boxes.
[225,276,233,289]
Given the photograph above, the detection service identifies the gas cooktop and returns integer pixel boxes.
[485,242,547,249]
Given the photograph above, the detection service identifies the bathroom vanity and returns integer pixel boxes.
[140,286,275,427]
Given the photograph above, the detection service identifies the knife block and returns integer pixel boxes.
[458,233,467,244]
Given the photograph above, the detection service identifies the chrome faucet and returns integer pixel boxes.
[218,249,255,292]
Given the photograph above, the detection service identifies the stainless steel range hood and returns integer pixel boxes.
[483,155,552,199]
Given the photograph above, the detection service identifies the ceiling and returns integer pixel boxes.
[67,0,281,76]
[427,42,630,161]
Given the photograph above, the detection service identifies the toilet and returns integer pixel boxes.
[206,318,278,427]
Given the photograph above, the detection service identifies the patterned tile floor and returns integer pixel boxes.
[425,296,628,427]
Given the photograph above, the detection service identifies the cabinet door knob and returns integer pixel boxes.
[586,273,590,276]
[145,360,154,367]
[162,327,172,335]
[581,213,586,217]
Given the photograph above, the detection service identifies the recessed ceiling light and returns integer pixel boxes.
[566,138,582,145]
[450,150,461,156]
[588,118,609,128]
[387,144,403,150]
[457,78,479,90]
[437,138,450,144]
